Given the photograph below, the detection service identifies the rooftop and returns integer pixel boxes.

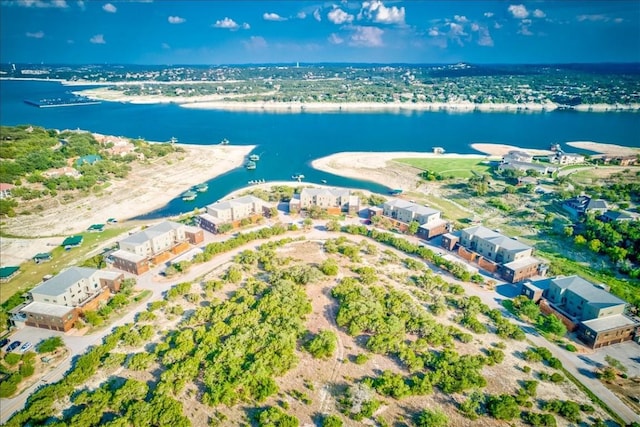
[462,225,502,239]
[62,235,83,246]
[20,301,76,317]
[31,267,97,297]
[207,195,265,212]
[486,235,532,252]
[111,249,146,263]
[581,314,638,333]
[301,187,351,198]
[120,221,183,246]
[0,266,20,279]
[384,199,440,216]
[503,256,541,271]
[551,275,626,308]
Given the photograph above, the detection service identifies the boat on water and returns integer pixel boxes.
[219,138,230,145]
[550,143,562,152]
[321,179,327,184]
[292,174,305,181]
[182,190,197,201]
[248,179,266,185]
[249,154,260,161]
[194,183,208,192]
[389,189,403,195]
[246,161,257,170]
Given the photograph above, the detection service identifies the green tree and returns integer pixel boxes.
[416,408,449,427]
[322,414,343,427]
[408,221,420,235]
[486,394,520,420]
[537,314,567,337]
[36,336,64,353]
[305,330,337,359]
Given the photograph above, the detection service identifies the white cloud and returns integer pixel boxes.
[328,7,353,24]
[477,27,494,46]
[243,36,267,50]
[494,22,503,29]
[213,17,249,30]
[349,26,383,47]
[508,4,529,19]
[102,3,116,13]
[483,12,494,18]
[359,1,405,25]
[454,15,468,23]
[26,30,44,38]
[90,34,106,44]
[533,9,545,18]
[428,28,440,37]
[471,23,479,31]
[76,0,84,10]
[161,42,170,49]
[518,23,533,36]
[313,8,321,21]
[614,17,623,23]
[328,33,344,44]
[16,0,67,7]
[448,22,466,37]
[168,16,185,24]
[263,12,286,21]
[297,11,306,19]
[577,14,609,22]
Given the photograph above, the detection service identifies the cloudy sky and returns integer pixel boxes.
[1,0,639,64]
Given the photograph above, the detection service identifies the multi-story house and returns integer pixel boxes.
[111,221,202,274]
[562,195,608,219]
[458,225,544,283]
[381,199,447,239]
[199,195,269,233]
[13,267,123,331]
[290,188,359,215]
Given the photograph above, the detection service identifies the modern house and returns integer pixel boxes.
[549,152,585,165]
[562,195,608,219]
[199,195,269,233]
[111,221,203,274]
[33,252,53,264]
[503,150,533,163]
[522,275,639,348]
[456,225,545,283]
[498,160,556,176]
[600,210,634,223]
[12,267,124,332]
[381,199,448,239]
[289,188,359,215]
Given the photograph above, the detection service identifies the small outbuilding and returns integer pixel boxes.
[33,253,53,264]
[0,266,20,282]
[62,235,84,248]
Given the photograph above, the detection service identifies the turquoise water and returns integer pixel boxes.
[1,80,639,218]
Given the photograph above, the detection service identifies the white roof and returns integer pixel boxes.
[31,267,97,297]
[207,195,266,211]
[111,249,146,263]
[581,314,638,333]
[120,221,183,246]
[503,256,541,271]
[21,301,75,317]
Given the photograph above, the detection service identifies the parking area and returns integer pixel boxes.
[1,327,66,354]
[588,341,640,377]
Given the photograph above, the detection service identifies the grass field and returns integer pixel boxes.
[0,227,129,306]
[394,157,492,178]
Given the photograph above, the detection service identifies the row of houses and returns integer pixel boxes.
[521,275,639,349]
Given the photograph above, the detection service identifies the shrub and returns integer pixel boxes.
[564,343,576,352]
[36,336,64,353]
[322,414,343,427]
[487,394,520,420]
[550,373,564,383]
[4,352,21,366]
[354,354,369,365]
[304,331,337,359]
[416,408,449,427]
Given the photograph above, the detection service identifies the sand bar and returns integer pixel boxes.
[471,143,554,156]
[565,141,640,156]
[1,142,254,241]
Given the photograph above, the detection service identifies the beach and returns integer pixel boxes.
[1,143,254,262]
[565,141,640,156]
[470,143,554,156]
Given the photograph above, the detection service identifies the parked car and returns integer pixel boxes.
[19,342,32,352]
[6,341,21,352]
[0,338,9,349]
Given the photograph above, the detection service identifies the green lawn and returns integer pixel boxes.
[0,226,130,306]
[394,157,492,179]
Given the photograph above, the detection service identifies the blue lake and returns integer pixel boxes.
[1,79,639,218]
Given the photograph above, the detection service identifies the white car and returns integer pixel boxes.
[19,342,32,352]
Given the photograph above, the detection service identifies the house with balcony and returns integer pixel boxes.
[289,188,359,215]
[12,267,123,331]
[111,221,202,274]
[381,199,448,239]
[523,275,638,348]
[199,195,270,233]
[562,195,608,219]
[458,225,545,283]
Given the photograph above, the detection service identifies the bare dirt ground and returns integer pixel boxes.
[1,143,253,239]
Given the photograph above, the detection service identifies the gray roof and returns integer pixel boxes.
[503,256,541,271]
[199,213,225,224]
[486,235,532,252]
[385,199,440,216]
[20,301,76,317]
[501,161,551,173]
[462,225,502,239]
[602,210,633,221]
[551,275,626,308]
[207,195,265,212]
[301,188,350,198]
[31,267,97,297]
[581,314,638,333]
[586,199,608,210]
[120,221,183,246]
[111,249,146,263]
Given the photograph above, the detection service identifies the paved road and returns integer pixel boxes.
[2,222,639,425]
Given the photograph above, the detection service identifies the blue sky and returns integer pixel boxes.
[1,1,639,64]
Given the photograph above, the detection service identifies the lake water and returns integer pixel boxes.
[1,79,639,218]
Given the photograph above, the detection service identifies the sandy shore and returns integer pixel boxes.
[310,151,494,190]
[565,141,640,156]
[1,142,254,241]
[471,143,554,156]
